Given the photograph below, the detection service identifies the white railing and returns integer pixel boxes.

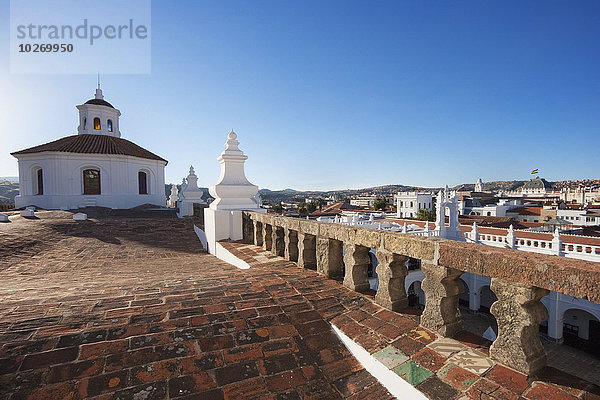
[317,214,600,262]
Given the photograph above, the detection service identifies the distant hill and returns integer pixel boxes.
[452,181,526,192]
[0,180,19,204]
[258,179,600,204]
[164,184,210,201]
[1,178,597,207]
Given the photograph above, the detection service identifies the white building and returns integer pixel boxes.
[474,177,485,192]
[349,196,379,207]
[560,187,600,204]
[11,88,167,210]
[557,208,600,226]
[460,198,522,217]
[395,191,433,218]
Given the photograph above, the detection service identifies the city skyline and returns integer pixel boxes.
[1,1,599,190]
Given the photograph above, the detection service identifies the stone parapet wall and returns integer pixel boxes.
[244,211,600,304]
[242,211,600,376]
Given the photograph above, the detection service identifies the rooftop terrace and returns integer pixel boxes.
[0,211,599,399]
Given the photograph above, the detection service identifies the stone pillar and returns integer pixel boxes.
[284,228,299,262]
[469,289,481,312]
[263,224,273,251]
[420,263,463,337]
[272,226,285,257]
[489,278,549,375]
[316,237,344,278]
[545,292,563,342]
[297,232,317,269]
[465,274,481,312]
[552,228,564,256]
[506,225,516,249]
[253,220,263,246]
[242,214,254,244]
[343,243,371,292]
[471,222,479,243]
[374,249,409,311]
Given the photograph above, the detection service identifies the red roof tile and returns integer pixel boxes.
[506,207,542,216]
[11,134,167,163]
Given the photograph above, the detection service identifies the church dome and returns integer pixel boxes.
[84,98,114,108]
[522,176,551,189]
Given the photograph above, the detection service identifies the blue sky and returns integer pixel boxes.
[0,0,598,190]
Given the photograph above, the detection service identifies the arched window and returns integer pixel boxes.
[94,117,101,130]
[83,169,101,195]
[138,171,148,195]
[107,119,113,132]
[36,168,43,195]
[83,118,87,129]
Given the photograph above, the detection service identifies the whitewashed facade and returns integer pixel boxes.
[11,88,167,210]
[395,191,433,218]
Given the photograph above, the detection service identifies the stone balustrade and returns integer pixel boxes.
[242,211,600,376]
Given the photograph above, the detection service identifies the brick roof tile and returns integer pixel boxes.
[11,134,167,163]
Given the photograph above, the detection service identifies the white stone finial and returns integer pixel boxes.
[508,224,514,233]
[185,165,199,190]
[178,165,206,214]
[553,227,561,238]
[167,184,179,208]
[551,227,563,256]
[224,129,241,152]
[208,130,259,210]
[95,88,103,100]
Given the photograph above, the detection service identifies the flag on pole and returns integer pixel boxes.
[531,169,539,174]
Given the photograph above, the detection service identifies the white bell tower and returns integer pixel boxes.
[76,86,122,138]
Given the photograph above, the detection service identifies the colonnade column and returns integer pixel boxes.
[316,237,344,278]
[374,249,409,311]
[271,226,284,257]
[343,243,370,292]
[284,228,298,262]
[263,224,272,251]
[297,232,317,269]
[253,220,263,247]
[420,263,463,337]
[489,278,549,375]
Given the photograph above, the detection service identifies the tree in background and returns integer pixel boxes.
[373,198,387,210]
[315,198,324,210]
[272,202,284,213]
[416,208,436,221]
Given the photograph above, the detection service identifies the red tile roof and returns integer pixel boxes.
[506,207,542,216]
[11,134,167,163]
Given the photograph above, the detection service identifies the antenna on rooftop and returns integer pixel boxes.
[97,73,101,89]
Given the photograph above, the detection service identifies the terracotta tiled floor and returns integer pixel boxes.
[0,211,598,400]
[0,212,393,399]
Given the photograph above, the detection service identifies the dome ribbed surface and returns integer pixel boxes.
[84,99,115,108]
